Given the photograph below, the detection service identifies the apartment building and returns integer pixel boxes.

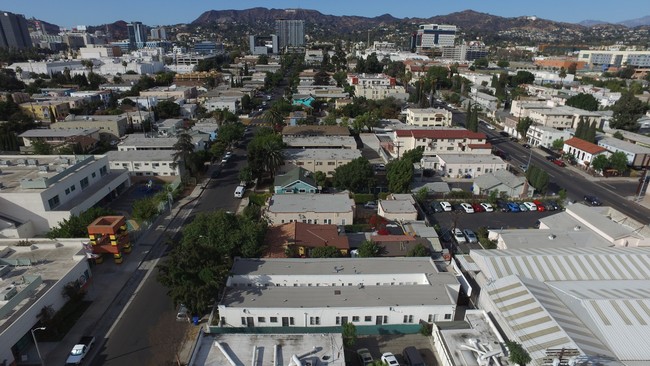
[265,192,355,225]
[281,148,362,176]
[578,49,650,68]
[52,114,129,140]
[598,136,650,168]
[105,150,182,181]
[405,108,453,127]
[139,85,196,100]
[392,129,491,157]
[19,101,70,121]
[526,124,572,148]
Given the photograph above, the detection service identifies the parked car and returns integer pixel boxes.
[364,201,378,209]
[519,164,528,172]
[523,202,537,211]
[500,131,510,137]
[460,203,475,213]
[523,143,531,148]
[374,163,386,171]
[452,228,467,243]
[545,155,555,161]
[496,200,509,212]
[542,201,556,211]
[471,202,485,213]
[463,229,478,243]
[440,201,453,212]
[518,202,528,211]
[552,159,566,167]
[381,352,400,366]
[584,195,602,206]
[546,200,560,210]
[430,201,443,213]
[507,202,521,212]
[357,348,374,366]
[533,200,546,211]
[510,137,519,142]
[480,203,494,212]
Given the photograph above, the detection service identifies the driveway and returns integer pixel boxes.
[350,334,438,366]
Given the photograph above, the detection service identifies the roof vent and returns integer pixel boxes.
[548,234,556,240]
[574,225,581,231]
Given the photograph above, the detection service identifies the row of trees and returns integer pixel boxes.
[525,165,550,194]
[591,151,629,174]
[573,119,597,143]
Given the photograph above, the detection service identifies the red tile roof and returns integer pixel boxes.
[564,137,607,155]
[263,222,349,258]
[395,129,486,140]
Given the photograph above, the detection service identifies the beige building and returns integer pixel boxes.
[405,108,453,127]
[265,192,355,225]
[392,129,491,157]
[139,85,197,100]
[53,114,129,140]
[19,101,69,122]
[281,149,362,176]
[378,194,418,221]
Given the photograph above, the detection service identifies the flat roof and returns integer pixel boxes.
[267,193,353,214]
[438,154,506,164]
[64,114,127,122]
[105,150,175,161]
[566,204,636,240]
[598,136,650,154]
[19,128,99,138]
[0,155,97,193]
[283,148,362,161]
[495,228,611,249]
[193,333,345,366]
[407,107,451,115]
[283,136,357,147]
[380,199,416,213]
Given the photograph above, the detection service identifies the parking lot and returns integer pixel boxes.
[349,334,438,366]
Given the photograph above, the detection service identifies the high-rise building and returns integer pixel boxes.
[0,10,32,49]
[127,21,147,49]
[150,26,167,40]
[249,35,278,55]
[411,24,457,52]
[275,19,304,50]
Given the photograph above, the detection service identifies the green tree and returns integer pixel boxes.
[357,240,382,257]
[238,165,253,184]
[558,67,567,84]
[386,159,414,193]
[610,91,648,131]
[172,132,195,177]
[47,207,115,239]
[497,60,510,68]
[574,118,587,139]
[591,154,609,173]
[310,246,341,258]
[217,122,245,148]
[565,93,599,111]
[506,341,531,366]
[608,151,629,173]
[313,171,327,188]
[313,69,331,86]
[510,71,535,87]
[131,196,159,223]
[567,62,577,75]
[342,322,357,348]
[613,131,624,140]
[31,140,52,155]
[154,100,181,119]
[473,58,489,68]
[407,243,430,257]
[401,146,424,165]
[585,121,597,143]
[332,157,375,192]
[247,130,285,180]
[516,117,533,140]
[551,138,564,150]
[414,187,428,203]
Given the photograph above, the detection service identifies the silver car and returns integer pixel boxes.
[463,229,478,243]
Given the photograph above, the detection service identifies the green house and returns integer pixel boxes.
[274,167,319,194]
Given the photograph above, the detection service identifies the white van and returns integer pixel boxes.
[234,185,245,198]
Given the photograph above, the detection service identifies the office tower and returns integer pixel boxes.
[150,26,167,40]
[0,10,32,49]
[275,19,304,50]
[412,24,457,52]
[127,21,147,49]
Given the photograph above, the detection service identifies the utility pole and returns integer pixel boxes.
[394,141,403,159]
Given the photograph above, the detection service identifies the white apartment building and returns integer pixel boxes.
[203,96,241,113]
[264,192,355,226]
[405,108,453,127]
[523,105,602,130]
[563,137,609,167]
[437,154,507,179]
[105,150,182,181]
[597,137,650,168]
[0,155,129,237]
[117,134,208,152]
[281,148,362,176]
[0,241,92,365]
[392,129,491,157]
[526,124,572,148]
[578,49,650,68]
[283,136,357,149]
[217,257,460,329]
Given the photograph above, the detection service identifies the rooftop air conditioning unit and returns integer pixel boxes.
[38,166,49,173]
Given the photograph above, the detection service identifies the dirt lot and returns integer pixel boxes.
[347,334,439,366]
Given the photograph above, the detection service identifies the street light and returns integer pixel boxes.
[31,327,46,366]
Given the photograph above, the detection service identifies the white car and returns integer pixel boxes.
[440,201,453,212]
[480,203,494,212]
[381,352,400,366]
[453,228,466,243]
[485,124,495,130]
[523,202,537,211]
[364,201,378,209]
[460,203,474,213]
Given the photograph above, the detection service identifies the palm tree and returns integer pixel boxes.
[263,107,284,129]
[172,132,195,177]
[122,60,128,74]
[262,140,284,178]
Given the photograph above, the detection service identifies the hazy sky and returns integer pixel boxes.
[2,0,649,27]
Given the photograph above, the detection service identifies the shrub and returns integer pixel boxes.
[352,193,375,203]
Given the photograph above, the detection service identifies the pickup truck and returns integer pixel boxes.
[65,336,95,365]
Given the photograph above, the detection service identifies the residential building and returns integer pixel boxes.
[437,154,507,178]
[304,49,324,65]
[105,150,181,181]
[283,135,357,149]
[275,19,305,50]
[472,169,533,198]
[378,194,418,221]
[563,137,609,167]
[441,42,488,62]
[578,49,650,68]
[139,85,196,100]
[281,125,350,137]
[19,101,70,122]
[412,24,457,52]
[127,21,147,49]
[264,192,354,225]
[0,155,129,236]
[217,257,460,328]
[405,108,453,127]
[470,91,499,114]
[53,114,129,140]
[149,26,167,40]
[0,240,92,365]
[392,129,491,158]
[264,222,349,258]
[203,96,241,113]
[597,136,650,168]
[607,129,650,149]
[117,134,208,152]
[526,124,572,148]
[347,73,409,101]
[18,128,100,154]
[281,148,362,177]
[0,10,32,49]
[154,118,184,137]
[526,105,602,130]
[273,167,319,194]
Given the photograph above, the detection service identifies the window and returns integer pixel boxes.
[383,316,388,323]
[270,317,278,323]
[241,317,246,325]
[428,314,433,322]
[258,317,266,323]
[100,166,108,176]
[336,317,341,325]
[70,185,76,192]
[403,315,409,323]
[310,317,320,325]
[444,314,452,320]
[352,316,359,322]
[65,188,70,195]
[48,195,60,209]
[80,177,89,190]
[316,162,323,165]
[327,162,335,165]
[91,172,96,178]
[290,317,294,325]
[365,316,372,322]
[408,315,414,323]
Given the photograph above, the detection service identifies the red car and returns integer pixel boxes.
[552,159,566,167]
[532,200,546,211]
[471,203,485,212]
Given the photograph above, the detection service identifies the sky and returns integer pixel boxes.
[2,0,650,28]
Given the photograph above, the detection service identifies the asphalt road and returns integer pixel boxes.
[449,107,650,224]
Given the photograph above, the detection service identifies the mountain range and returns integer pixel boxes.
[579,15,650,27]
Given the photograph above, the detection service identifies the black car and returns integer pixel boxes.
[430,201,443,213]
[496,199,510,212]
[545,155,555,161]
[546,200,561,210]
[500,131,510,137]
[522,143,531,148]
[542,201,556,211]
[510,137,519,142]
[584,195,602,206]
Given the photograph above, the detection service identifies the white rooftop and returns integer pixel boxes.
[438,154,506,165]
[598,136,650,154]
[267,192,354,214]
[283,136,357,148]
[283,148,362,161]
[104,150,175,161]
[380,199,416,213]
[19,128,99,138]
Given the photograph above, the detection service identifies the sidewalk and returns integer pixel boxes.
[41,181,205,366]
